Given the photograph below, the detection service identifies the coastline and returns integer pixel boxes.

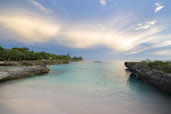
[0,60,82,82]
[0,65,50,82]
[125,62,171,93]
[0,60,71,66]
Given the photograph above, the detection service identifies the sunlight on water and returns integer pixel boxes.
[0,61,171,114]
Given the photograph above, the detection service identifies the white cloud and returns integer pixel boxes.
[0,14,60,43]
[30,0,53,13]
[99,0,107,6]
[57,22,166,54]
[155,2,164,12]
[153,49,171,56]
[0,12,170,55]
[136,20,157,31]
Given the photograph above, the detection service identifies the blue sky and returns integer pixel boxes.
[0,0,171,60]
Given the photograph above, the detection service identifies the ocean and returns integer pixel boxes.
[0,61,171,114]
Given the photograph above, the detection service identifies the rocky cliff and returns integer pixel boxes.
[125,62,171,93]
[0,65,49,81]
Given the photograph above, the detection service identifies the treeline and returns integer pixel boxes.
[0,46,83,61]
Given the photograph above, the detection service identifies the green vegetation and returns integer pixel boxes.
[0,46,83,61]
[137,60,171,73]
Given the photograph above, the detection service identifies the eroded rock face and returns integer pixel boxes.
[125,62,171,93]
[0,65,50,81]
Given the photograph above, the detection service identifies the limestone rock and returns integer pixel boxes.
[0,60,70,66]
[125,62,171,93]
[0,65,49,81]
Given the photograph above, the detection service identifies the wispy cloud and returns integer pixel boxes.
[136,20,157,31]
[56,16,166,54]
[30,0,53,13]
[0,11,170,55]
[153,49,171,56]
[99,0,107,6]
[155,3,164,12]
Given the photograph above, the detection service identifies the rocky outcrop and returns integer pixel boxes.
[125,62,171,93]
[0,60,70,66]
[0,65,49,81]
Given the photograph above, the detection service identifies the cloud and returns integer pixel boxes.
[30,0,53,13]
[126,33,170,54]
[0,14,60,43]
[57,22,166,54]
[99,0,107,6]
[136,20,157,31]
[0,11,170,55]
[155,3,164,12]
[153,49,171,56]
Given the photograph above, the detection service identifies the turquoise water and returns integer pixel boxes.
[0,61,171,114]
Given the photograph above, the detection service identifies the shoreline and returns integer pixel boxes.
[125,62,171,93]
[0,60,82,82]
[0,60,71,66]
[0,65,50,82]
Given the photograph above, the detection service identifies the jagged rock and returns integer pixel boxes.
[125,62,171,93]
[0,65,49,81]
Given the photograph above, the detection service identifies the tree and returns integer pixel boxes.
[0,46,83,61]
[0,46,4,51]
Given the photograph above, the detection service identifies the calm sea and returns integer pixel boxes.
[0,61,171,114]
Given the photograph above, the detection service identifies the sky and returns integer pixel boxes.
[0,0,171,60]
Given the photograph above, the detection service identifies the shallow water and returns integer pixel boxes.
[0,61,171,114]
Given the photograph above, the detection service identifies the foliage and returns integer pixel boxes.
[138,60,171,73]
[72,56,83,61]
[0,46,83,61]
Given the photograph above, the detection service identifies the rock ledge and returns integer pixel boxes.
[125,62,171,93]
[0,65,49,81]
[0,60,70,66]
